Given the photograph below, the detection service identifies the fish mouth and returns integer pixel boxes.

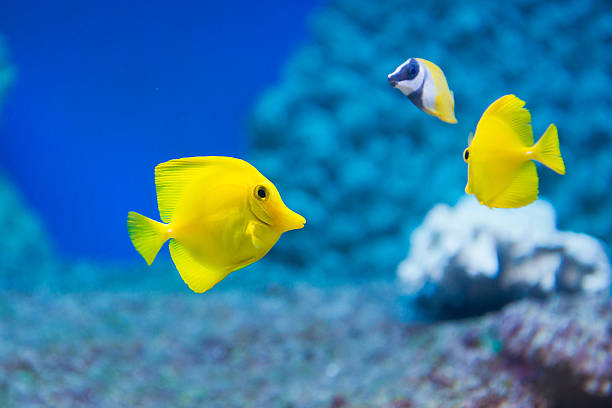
[249,201,305,232]
[250,208,272,226]
[388,75,397,87]
[278,209,306,231]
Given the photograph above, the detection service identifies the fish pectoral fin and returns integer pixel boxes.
[169,240,229,293]
[245,221,265,249]
[489,161,539,209]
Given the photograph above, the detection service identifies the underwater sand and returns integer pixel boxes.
[6,282,610,408]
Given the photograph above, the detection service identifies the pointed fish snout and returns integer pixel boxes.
[279,208,306,232]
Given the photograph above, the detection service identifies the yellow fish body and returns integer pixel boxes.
[463,95,565,209]
[127,156,305,293]
[388,58,457,124]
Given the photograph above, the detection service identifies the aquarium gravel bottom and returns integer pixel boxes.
[2,283,611,408]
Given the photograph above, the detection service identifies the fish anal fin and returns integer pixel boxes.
[489,161,539,208]
[481,94,533,146]
[169,240,229,293]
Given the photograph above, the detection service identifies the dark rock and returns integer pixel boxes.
[330,395,346,408]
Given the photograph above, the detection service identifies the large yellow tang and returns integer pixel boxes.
[127,156,305,293]
[463,95,565,209]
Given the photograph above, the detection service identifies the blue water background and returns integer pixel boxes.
[0,0,319,261]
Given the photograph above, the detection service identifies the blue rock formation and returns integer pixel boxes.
[0,172,58,290]
[249,0,612,279]
[0,36,14,111]
[0,37,57,290]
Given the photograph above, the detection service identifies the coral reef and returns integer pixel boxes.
[499,295,612,407]
[2,283,611,407]
[397,197,610,318]
[0,284,537,407]
[249,0,612,279]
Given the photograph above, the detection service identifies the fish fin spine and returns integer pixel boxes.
[533,124,565,175]
[155,158,205,223]
[127,211,169,265]
[169,240,229,293]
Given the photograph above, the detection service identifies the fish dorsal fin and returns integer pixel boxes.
[418,59,446,91]
[481,94,533,146]
[155,156,252,223]
[155,157,212,223]
[169,240,229,293]
[489,161,539,208]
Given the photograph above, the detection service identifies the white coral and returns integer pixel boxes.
[397,196,610,299]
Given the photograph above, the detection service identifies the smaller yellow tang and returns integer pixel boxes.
[463,94,565,209]
[127,156,305,293]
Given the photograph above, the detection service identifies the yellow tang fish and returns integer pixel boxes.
[127,156,306,293]
[388,57,457,124]
[463,94,566,209]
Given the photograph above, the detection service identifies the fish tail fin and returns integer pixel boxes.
[532,124,566,175]
[442,91,457,124]
[127,211,169,265]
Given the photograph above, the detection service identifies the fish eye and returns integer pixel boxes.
[463,148,470,162]
[403,59,419,80]
[254,185,268,201]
